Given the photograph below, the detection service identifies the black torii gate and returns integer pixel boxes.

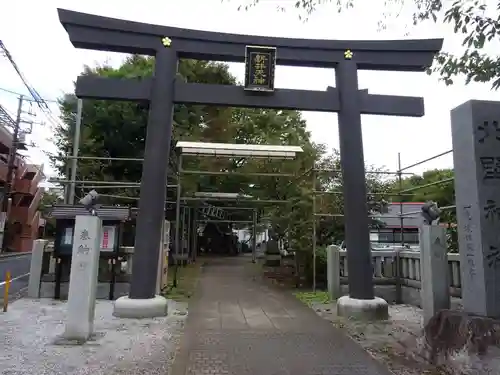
[58,8,443,301]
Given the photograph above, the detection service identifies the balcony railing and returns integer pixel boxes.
[10,188,43,224]
[0,158,7,181]
[13,164,44,196]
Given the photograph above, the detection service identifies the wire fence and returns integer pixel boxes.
[311,150,457,256]
[309,148,457,290]
[394,149,456,247]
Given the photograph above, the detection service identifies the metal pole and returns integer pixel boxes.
[63,155,146,162]
[63,164,71,204]
[313,168,413,175]
[399,149,453,172]
[1,95,23,252]
[68,99,83,205]
[314,213,419,218]
[186,206,191,261]
[312,170,317,292]
[50,179,177,188]
[181,197,288,204]
[252,209,257,263]
[181,170,295,178]
[197,220,254,223]
[78,185,141,189]
[314,190,414,197]
[399,178,454,194]
[396,152,404,303]
[181,208,186,263]
[173,154,182,285]
[397,153,405,247]
[192,206,198,262]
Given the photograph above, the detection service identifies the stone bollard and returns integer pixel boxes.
[27,239,49,298]
[420,224,450,325]
[327,245,341,300]
[63,215,102,342]
[48,254,56,274]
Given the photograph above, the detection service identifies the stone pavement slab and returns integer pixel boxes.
[173,256,393,375]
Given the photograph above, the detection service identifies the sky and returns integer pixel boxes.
[0,0,499,184]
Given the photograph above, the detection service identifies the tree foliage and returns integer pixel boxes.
[236,0,500,89]
[394,168,454,207]
[52,55,392,259]
[39,190,64,239]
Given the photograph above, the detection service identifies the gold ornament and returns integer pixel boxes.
[162,37,172,48]
[344,49,353,59]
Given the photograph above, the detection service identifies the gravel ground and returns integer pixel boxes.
[0,298,188,375]
[309,301,446,375]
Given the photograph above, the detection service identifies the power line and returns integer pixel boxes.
[0,41,48,110]
[0,41,64,133]
[0,86,64,132]
[0,87,56,103]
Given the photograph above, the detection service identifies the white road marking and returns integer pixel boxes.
[0,254,31,263]
[0,272,30,286]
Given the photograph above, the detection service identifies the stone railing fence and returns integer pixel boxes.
[327,225,461,322]
[338,249,461,296]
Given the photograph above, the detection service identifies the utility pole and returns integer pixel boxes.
[1,95,24,252]
[67,99,83,205]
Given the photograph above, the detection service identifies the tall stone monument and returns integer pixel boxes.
[63,215,101,341]
[452,100,500,318]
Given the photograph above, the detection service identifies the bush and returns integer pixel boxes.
[298,246,328,287]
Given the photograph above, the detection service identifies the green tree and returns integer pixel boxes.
[53,56,236,205]
[39,190,64,239]
[51,55,392,280]
[236,0,500,88]
[394,168,454,207]
[51,56,324,249]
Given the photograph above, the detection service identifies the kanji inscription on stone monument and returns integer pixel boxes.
[452,100,500,318]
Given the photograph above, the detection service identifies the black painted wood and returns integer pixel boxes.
[75,76,424,116]
[58,8,442,71]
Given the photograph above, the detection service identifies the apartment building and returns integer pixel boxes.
[371,202,425,245]
[0,124,44,252]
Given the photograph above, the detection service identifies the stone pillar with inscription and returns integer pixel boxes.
[62,215,101,341]
[452,100,500,318]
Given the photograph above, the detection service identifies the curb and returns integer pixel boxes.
[0,253,31,260]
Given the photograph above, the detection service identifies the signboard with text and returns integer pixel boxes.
[244,45,276,92]
[60,225,116,252]
[100,225,116,252]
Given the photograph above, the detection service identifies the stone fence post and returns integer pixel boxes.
[420,224,450,324]
[327,245,341,300]
[27,239,49,298]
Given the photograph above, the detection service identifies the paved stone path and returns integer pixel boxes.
[173,256,393,375]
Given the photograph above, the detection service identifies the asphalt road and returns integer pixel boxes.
[0,253,31,298]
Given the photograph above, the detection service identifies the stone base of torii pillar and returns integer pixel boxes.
[336,296,389,321]
[113,220,170,319]
[113,295,168,318]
